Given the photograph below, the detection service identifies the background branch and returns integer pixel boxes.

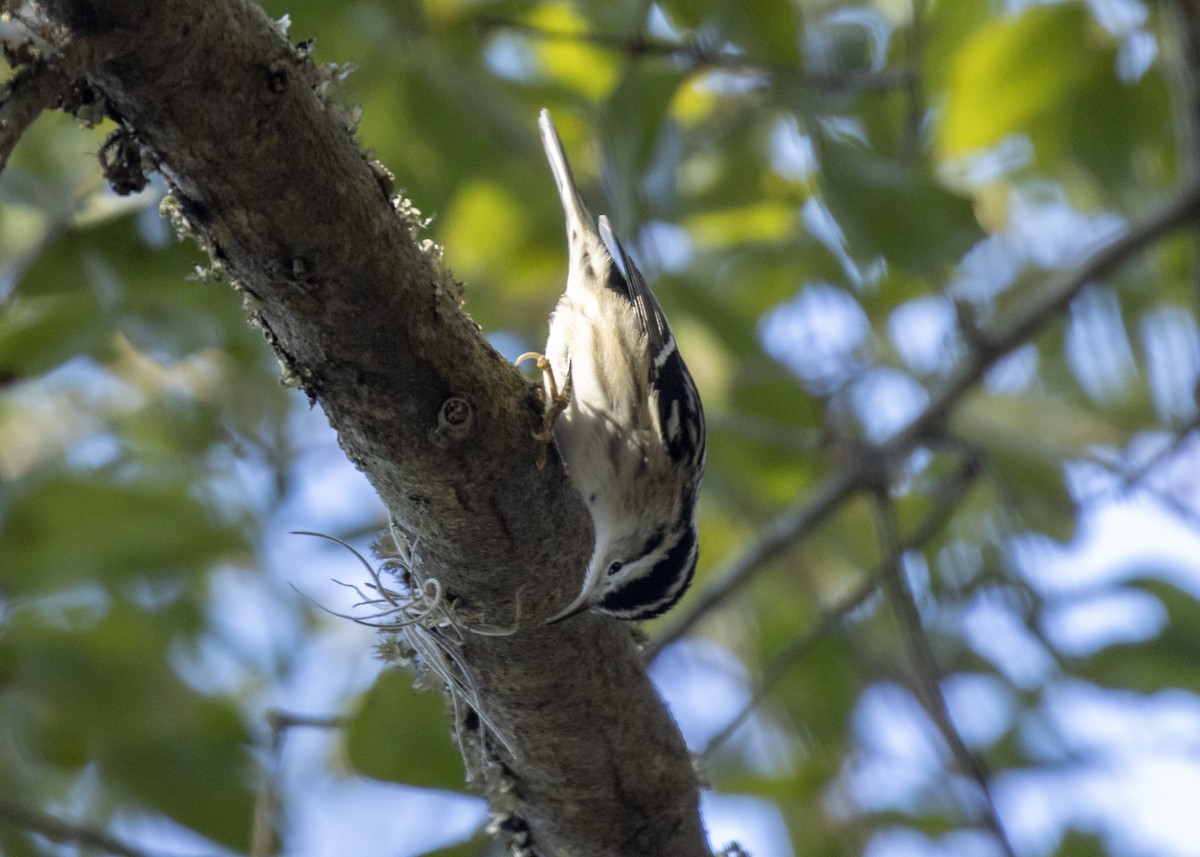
[0,800,167,857]
[700,451,981,762]
[871,492,1017,857]
[651,182,1200,660]
[475,16,914,95]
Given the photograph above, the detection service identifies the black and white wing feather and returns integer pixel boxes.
[598,216,673,363]
[597,216,704,472]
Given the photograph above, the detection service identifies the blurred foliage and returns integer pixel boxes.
[3,0,1200,856]
[344,667,465,788]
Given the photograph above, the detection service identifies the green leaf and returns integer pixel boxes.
[0,823,42,857]
[817,136,982,278]
[5,601,254,849]
[345,668,464,789]
[441,180,529,282]
[1057,52,1173,192]
[1057,830,1112,857]
[766,630,866,742]
[1,472,249,595]
[1082,578,1200,694]
[922,0,993,93]
[11,213,278,374]
[687,201,797,249]
[952,390,1124,541]
[599,64,690,219]
[527,3,619,102]
[938,3,1103,156]
[0,293,112,379]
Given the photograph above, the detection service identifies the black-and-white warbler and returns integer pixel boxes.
[534,110,706,623]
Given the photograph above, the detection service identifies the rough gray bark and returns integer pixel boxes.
[26,0,710,854]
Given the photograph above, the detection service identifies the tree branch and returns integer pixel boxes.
[0,799,173,857]
[699,451,981,762]
[475,16,914,95]
[901,186,1200,445]
[648,461,868,660]
[651,182,1200,659]
[1167,0,1200,171]
[23,1,709,854]
[870,493,1017,857]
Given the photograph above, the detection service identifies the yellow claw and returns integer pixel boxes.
[516,352,571,467]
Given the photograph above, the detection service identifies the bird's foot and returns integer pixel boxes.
[516,352,570,468]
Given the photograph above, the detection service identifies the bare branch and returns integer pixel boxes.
[252,709,350,857]
[0,799,174,857]
[1166,0,1200,171]
[651,182,1200,658]
[895,184,1200,452]
[648,461,869,660]
[700,451,981,762]
[870,493,1017,857]
[475,17,914,95]
[265,709,347,731]
[1077,418,1200,531]
[1076,415,1200,507]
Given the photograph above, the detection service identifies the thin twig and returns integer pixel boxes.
[1167,0,1200,175]
[250,710,348,857]
[0,799,162,857]
[901,0,927,163]
[249,710,349,856]
[475,17,913,95]
[699,577,875,764]
[650,181,1200,658]
[265,709,347,731]
[700,452,981,761]
[252,714,283,857]
[1075,414,1200,510]
[870,492,1018,857]
[887,183,1200,457]
[1081,442,1200,533]
[647,461,869,660]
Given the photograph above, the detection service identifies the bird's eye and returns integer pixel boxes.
[607,561,623,577]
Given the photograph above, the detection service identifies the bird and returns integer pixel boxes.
[531,109,706,623]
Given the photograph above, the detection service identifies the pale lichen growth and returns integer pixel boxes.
[159,192,218,263]
[277,358,305,389]
[293,523,516,779]
[389,194,462,309]
[393,195,433,239]
[480,743,535,855]
[271,13,291,40]
[365,151,395,198]
[309,55,359,133]
[418,237,443,262]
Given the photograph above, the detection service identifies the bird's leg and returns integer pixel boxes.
[516,352,571,467]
